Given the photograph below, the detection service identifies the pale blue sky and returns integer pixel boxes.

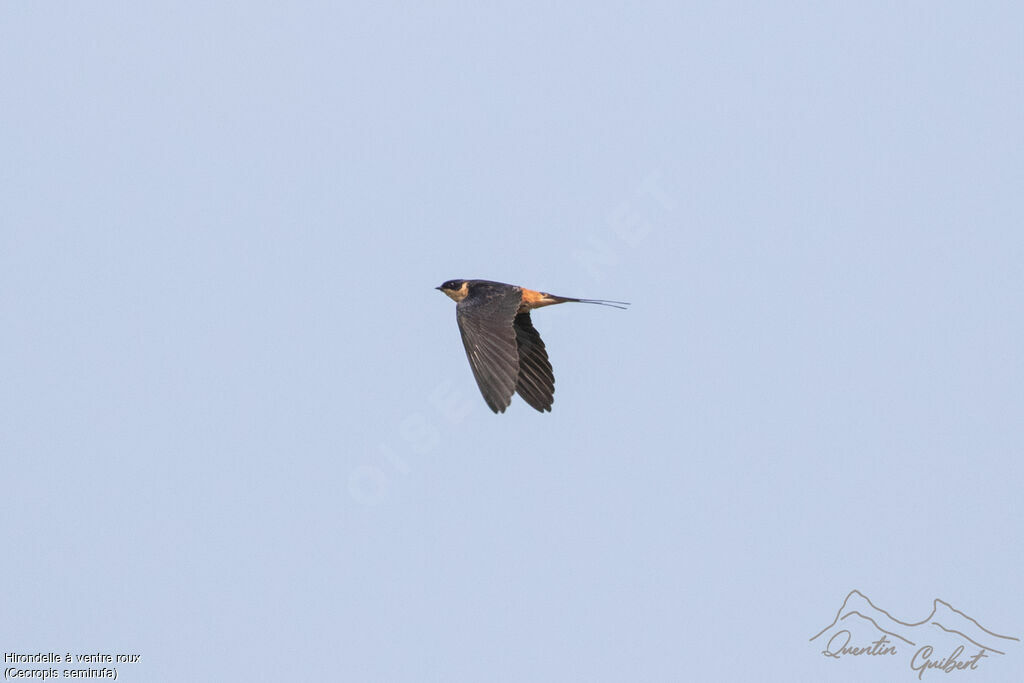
[2,3,1022,681]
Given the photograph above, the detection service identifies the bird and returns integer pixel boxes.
[436,279,629,413]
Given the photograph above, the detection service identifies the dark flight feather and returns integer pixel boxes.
[455,283,522,413]
[512,312,554,412]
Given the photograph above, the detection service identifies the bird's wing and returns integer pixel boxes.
[456,285,522,413]
[513,312,554,412]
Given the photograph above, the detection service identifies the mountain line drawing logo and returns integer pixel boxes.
[810,590,1019,679]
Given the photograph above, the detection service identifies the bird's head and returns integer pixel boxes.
[436,279,470,302]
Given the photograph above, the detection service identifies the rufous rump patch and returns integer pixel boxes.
[519,287,559,310]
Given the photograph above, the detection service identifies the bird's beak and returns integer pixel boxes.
[435,286,443,291]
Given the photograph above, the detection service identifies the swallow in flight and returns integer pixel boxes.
[436,279,629,413]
